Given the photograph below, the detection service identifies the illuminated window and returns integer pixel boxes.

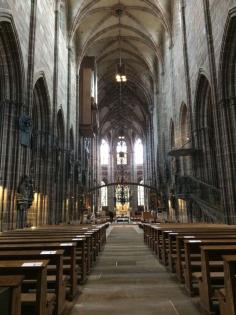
[100,139,109,165]
[101,181,107,207]
[138,180,144,206]
[134,138,143,164]
[116,139,127,165]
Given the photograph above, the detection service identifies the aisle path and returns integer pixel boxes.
[71,225,201,315]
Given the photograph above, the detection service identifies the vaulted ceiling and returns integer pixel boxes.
[67,0,172,138]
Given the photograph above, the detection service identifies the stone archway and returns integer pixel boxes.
[27,75,50,227]
[0,16,25,231]
[218,8,236,223]
[194,74,219,187]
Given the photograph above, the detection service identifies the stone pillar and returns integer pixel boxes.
[202,0,229,222]
[48,0,60,224]
[63,47,72,222]
[26,0,37,115]
[19,0,38,184]
[149,109,156,188]
[0,101,22,230]
[108,135,115,212]
[66,47,72,148]
[92,135,98,214]
[74,74,80,221]
[180,0,194,144]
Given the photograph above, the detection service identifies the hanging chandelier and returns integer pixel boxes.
[115,136,128,205]
[115,3,127,83]
[116,184,127,205]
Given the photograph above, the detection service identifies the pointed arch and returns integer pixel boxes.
[27,75,51,227]
[194,73,218,187]
[57,108,65,149]
[100,138,109,165]
[0,13,25,102]
[217,8,236,221]
[134,138,143,165]
[0,14,25,230]
[218,7,236,99]
[179,103,189,147]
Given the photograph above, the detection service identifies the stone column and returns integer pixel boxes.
[63,47,72,222]
[180,0,194,145]
[26,0,37,115]
[149,108,156,188]
[202,0,229,222]
[20,0,38,178]
[66,47,72,148]
[48,0,60,224]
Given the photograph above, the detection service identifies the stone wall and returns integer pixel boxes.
[154,0,236,223]
[0,0,80,230]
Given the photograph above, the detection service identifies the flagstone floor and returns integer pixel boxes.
[70,225,202,315]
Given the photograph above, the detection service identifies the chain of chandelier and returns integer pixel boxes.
[115,3,127,83]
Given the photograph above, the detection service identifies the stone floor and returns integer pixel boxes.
[70,225,202,315]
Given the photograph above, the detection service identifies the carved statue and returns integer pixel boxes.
[17,175,34,208]
[19,114,32,146]
[16,175,34,228]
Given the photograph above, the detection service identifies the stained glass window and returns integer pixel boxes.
[100,139,109,165]
[134,138,143,164]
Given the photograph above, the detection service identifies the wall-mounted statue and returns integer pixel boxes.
[16,175,34,228]
[19,114,32,147]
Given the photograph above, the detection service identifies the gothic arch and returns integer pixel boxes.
[29,75,51,226]
[0,13,25,101]
[55,108,65,223]
[219,7,236,99]
[32,75,50,134]
[179,103,189,147]
[194,74,218,187]
[57,109,65,149]
[0,14,25,230]
[218,8,236,221]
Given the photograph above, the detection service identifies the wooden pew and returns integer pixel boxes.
[0,234,88,283]
[1,229,93,276]
[0,242,78,300]
[2,223,107,259]
[0,228,91,280]
[167,232,236,280]
[0,224,107,300]
[183,239,236,296]
[0,275,24,315]
[0,259,50,315]
[193,245,236,315]
[144,224,236,264]
[0,250,65,315]
[216,255,236,315]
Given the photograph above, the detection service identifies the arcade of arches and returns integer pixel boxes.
[0,0,236,229]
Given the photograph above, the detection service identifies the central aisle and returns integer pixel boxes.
[71,225,201,315]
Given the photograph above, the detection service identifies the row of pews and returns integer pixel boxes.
[141,222,236,315]
[0,222,109,315]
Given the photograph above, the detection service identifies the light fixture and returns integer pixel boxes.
[115,3,127,83]
[116,64,127,82]
[116,137,128,206]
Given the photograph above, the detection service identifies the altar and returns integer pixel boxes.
[116,203,130,218]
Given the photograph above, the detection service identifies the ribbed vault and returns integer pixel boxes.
[67,0,172,137]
